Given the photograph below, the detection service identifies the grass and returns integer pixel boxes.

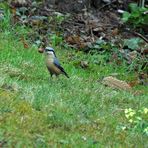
[0,21,148,147]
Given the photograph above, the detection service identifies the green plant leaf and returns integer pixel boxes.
[131,10,140,18]
[124,38,142,50]
[122,12,131,22]
[129,3,138,12]
[51,34,63,47]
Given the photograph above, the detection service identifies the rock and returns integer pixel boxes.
[102,76,131,91]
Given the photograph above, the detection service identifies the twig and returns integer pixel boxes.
[133,31,148,43]
[90,27,95,42]
[99,0,117,10]
[124,28,148,43]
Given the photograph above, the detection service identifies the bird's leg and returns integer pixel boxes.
[50,72,53,78]
[47,72,53,82]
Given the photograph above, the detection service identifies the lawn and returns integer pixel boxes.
[0,25,148,147]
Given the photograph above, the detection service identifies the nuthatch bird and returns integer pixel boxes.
[44,47,69,78]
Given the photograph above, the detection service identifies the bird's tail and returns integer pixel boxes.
[63,71,69,78]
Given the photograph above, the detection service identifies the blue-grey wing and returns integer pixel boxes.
[53,57,64,71]
[53,57,61,68]
[53,57,69,78]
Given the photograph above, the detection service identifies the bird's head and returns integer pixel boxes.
[45,47,56,57]
[45,47,54,52]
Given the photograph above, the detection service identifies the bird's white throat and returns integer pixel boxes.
[46,51,55,57]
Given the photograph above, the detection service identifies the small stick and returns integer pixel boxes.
[124,28,148,43]
[99,0,117,10]
[133,31,148,43]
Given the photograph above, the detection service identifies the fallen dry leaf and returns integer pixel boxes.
[38,47,44,53]
[80,61,89,68]
[66,36,86,48]
[128,51,137,60]
[133,90,144,96]
[142,48,148,55]
[138,72,148,86]
[128,80,139,87]
[21,36,29,48]
[102,76,132,91]
[112,28,119,36]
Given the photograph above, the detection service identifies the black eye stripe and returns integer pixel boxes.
[45,47,54,51]
[45,49,54,52]
[46,50,56,55]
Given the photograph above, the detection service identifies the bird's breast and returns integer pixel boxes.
[45,58,61,74]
